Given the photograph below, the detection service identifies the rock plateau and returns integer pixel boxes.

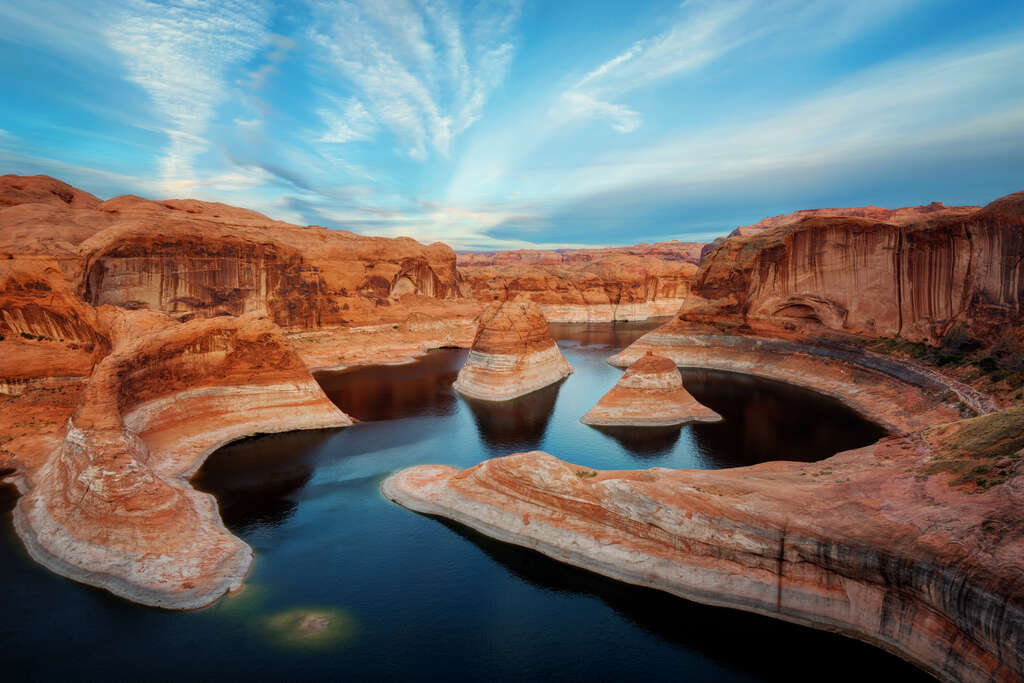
[580,353,721,426]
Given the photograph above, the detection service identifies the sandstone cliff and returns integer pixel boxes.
[458,242,703,322]
[384,406,1024,683]
[680,193,1024,346]
[453,301,573,401]
[580,353,720,426]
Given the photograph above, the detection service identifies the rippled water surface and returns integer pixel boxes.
[1,322,929,681]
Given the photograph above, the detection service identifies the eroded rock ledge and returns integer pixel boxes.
[12,313,351,608]
[384,406,1024,683]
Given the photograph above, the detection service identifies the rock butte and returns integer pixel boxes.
[580,353,721,426]
[452,301,573,401]
[2,173,1024,678]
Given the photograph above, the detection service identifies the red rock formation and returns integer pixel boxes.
[458,243,703,322]
[680,193,1024,345]
[384,406,1024,683]
[580,353,720,426]
[453,301,573,401]
[1,175,472,331]
[13,312,351,608]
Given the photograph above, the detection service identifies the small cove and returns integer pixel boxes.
[0,321,929,681]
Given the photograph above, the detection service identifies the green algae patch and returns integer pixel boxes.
[262,607,357,650]
[920,406,1024,491]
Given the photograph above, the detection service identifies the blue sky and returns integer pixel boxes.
[1,0,1023,249]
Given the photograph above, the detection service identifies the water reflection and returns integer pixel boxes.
[435,517,931,682]
[463,379,565,453]
[549,319,670,349]
[589,425,682,457]
[682,368,887,468]
[315,348,467,421]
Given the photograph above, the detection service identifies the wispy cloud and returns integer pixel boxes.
[308,0,522,160]
[317,96,379,143]
[104,0,273,192]
[559,0,919,134]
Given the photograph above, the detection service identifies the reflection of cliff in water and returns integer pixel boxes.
[315,349,467,421]
[193,429,336,532]
[433,516,930,682]
[548,320,667,349]
[464,379,564,453]
[681,368,887,468]
[589,425,682,458]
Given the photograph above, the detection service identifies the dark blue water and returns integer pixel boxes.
[0,322,928,681]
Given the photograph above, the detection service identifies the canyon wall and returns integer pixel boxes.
[458,242,703,322]
[680,193,1024,345]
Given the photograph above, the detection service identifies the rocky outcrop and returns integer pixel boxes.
[384,406,1024,683]
[580,353,720,426]
[452,302,573,401]
[458,243,703,322]
[681,193,1024,345]
[12,312,351,609]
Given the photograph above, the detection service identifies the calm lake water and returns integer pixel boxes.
[0,322,929,681]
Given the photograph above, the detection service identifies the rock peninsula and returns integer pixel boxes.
[384,405,1024,683]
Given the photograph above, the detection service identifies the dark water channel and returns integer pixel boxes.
[0,322,930,681]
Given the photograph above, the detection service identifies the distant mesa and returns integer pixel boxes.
[452,301,573,401]
[581,352,721,427]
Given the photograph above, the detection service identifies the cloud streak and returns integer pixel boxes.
[308,0,521,160]
[104,0,273,191]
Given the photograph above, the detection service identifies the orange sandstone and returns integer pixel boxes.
[452,301,573,401]
[580,353,720,426]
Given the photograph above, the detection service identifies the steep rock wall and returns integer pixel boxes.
[682,193,1024,344]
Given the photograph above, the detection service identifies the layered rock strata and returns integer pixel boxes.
[580,353,721,426]
[458,243,703,322]
[384,406,1024,683]
[12,313,351,608]
[452,302,573,401]
[683,193,1024,345]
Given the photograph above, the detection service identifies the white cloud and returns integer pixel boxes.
[559,93,641,133]
[308,0,521,160]
[317,97,379,143]
[104,0,273,192]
